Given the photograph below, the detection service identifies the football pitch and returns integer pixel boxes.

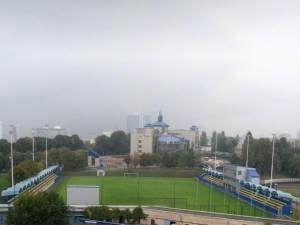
[52,176,266,217]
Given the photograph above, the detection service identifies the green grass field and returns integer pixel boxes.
[0,174,9,203]
[52,176,267,217]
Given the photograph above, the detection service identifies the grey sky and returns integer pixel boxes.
[1,0,300,139]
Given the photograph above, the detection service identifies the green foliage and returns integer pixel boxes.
[7,160,41,185]
[289,155,300,177]
[83,206,147,223]
[83,206,111,220]
[95,131,130,156]
[95,135,111,156]
[124,154,131,167]
[139,153,153,167]
[211,131,238,153]
[0,139,10,155]
[131,206,147,223]
[0,152,6,172]
[200,131,208,146]
[53,176,265,217]
[15,137,32,152]
[110,131,130,155]
[6,192,70,225]
[239,132,299,176]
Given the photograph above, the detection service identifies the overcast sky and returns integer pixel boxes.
[1,0,300,140]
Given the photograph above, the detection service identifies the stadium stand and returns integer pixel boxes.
[199,166,293,216]
[1,165,59,204]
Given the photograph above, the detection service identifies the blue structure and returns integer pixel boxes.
[88,149,101,158]
[199,167,293,216]
[1,165,59,203]
[145,111,169,128]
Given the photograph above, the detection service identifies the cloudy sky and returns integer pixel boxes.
[1,0,300,139]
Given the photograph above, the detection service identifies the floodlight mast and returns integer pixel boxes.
[270,133,276,188]
[246,134,250,169]
[214,133,217,170]
[9,125,15,190]
[32,128,35,161]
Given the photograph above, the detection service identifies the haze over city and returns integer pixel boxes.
[1,0,300,139]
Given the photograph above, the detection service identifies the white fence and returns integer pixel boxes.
[263,178,300,184]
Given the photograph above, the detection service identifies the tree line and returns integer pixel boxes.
[200,130,238,153]
[0,130,131,173]
[94,131,130,156]
[125,149,201,168]
[83,206,147,223]
[231,131,300,177]
[6,191,147,225]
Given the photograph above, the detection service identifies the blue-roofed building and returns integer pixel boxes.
[156,134,187,153]
[223,163,260,192]
[87,149,101,168]
[130,111,199,155]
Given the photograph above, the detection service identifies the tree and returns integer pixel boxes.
[110,131,129,155]
[124,154,131,167]
[151,153,162,167]
[0,152,6,172]
[289,155,300,177]
[95,135,111,156]
[131,206,147,223]
[52,135,72,149]
[6,192,70,225]
[15,137,32,152]
[139,153,153,167]
[186,149,196,168]
[70,134,83,150]
[0,139,10,155]
[200,131,208,146]
[131,152,140,168]
[74,149,87,169]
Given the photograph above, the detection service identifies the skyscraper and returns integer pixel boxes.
[127,112,151,133]
[297,130,300,140]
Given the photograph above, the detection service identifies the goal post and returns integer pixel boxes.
[124,173,139,178]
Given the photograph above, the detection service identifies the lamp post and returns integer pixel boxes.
[246,134,250,169]
[32,128,35,161]
[9,125,14,190]
[214,133,218,170]
[270,133,276,188]
[45,131,48,168]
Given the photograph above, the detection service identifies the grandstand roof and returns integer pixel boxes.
[88,149,100,158]
[157,135,185,143]
[1,165,59,197]
[247,169,260,178]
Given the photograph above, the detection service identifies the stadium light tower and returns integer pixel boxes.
[214,132,218,170]
[32,128,35,161]
[246,134,250,169]
[9,125,15,190]
[45,131,48,168]
[270,133,276,188]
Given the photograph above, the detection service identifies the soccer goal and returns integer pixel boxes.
[124,173,139,178]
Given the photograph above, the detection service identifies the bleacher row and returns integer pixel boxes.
[239,188,285,210]
[7,172,58,204]
[203,174,224,187]
[201,174,287,213]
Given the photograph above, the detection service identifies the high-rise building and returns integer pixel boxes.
[127,112,151,133]
[35,125,68,138]
[0,121,2,139]
[297,130,300,140]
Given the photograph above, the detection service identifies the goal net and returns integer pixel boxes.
[124,173,138,178]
